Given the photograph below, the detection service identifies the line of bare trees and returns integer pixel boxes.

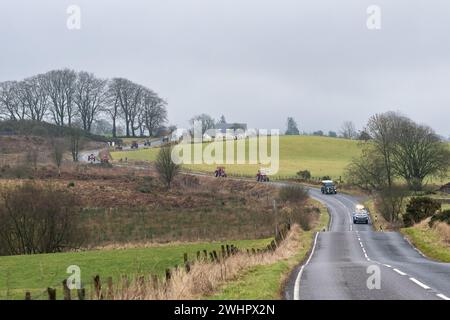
[0,69,168,137]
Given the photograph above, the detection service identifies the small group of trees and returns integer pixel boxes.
[0,69,168,137]
[346,111,450,222]
[346,111,450,192]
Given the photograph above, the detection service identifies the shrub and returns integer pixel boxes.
[67,181,75,188]
[403,197,441,227]
[137,185,152,194]
[279,185,309,204]
[0,182,83,255]
[297,170,311,180]
[321,175,331,181]
[375,185,408,223]
[155,145,180,189]
[181,175,200,187]
[429,210,450,227]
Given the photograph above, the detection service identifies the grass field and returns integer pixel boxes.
[111,136,361,178]
[209,200,329,299]
[0,238,270,300]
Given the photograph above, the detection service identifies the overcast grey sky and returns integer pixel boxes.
[1,0,449,135]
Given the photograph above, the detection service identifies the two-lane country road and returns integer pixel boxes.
[285,188,450,300]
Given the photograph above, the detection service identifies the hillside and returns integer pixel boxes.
[0,120,110,142]
[111,135,362,178]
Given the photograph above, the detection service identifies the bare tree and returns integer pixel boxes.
[73,71,107,132]
[345,148,388,191]
[155,145,180,189]
[25,147,39,172]
[68,129,84,162]
[16,75,49,121]
[340,121,357,139]
[366,112,402,188]
[51,138,65,176]
[189,114,215,136]
[42,69,76,127]
[391,119,450,190]
[0,81,27,120]
[0,182,82,255]
[142,89,167,136]
[105,80,121,137]
[108,78,143,137]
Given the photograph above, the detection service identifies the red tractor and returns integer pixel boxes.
[214,166,227,178]
[256,169,270,182]
[100,154,109,164]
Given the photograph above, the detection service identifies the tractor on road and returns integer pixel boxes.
[256,169,270,182]
[214,166,227,178]
[321,180,337,194]
[87,153,96,163]
[131,141,139,149]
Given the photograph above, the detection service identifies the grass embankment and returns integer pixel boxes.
[365,193,450,262]
[0,238,269,300]
[208,199,329,300]
[402,221,450,262]
[111,136,361,178]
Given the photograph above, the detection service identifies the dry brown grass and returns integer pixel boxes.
[109,225,302,300]
[433,221,450,244]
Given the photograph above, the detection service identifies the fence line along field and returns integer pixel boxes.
[111,135,362,178]
[0,237,271,300]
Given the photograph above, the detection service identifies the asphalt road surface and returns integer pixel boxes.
[285,189,450,300]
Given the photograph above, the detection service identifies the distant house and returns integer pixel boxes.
[214,122,247,133]
[212,122,248,140]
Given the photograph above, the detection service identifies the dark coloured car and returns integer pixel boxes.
[321,180,337,194]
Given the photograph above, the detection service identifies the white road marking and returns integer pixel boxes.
[409,278,431,290]
[294,232,319,300]
[437,293,450,300]
[393,268,407,276]
[383,264,392,268]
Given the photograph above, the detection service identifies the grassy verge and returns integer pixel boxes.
[364,199,391,231]
[402,224,450,262]
[0,238,269,300]
[207,200,329,300]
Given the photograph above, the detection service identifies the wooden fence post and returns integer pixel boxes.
[107,277,114,300]
[47,287,56,300]
[93,275,103,300]
[165,269,171,282]
[77,288,85,300]
[62,279,71,300]
[184,253,191,273]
